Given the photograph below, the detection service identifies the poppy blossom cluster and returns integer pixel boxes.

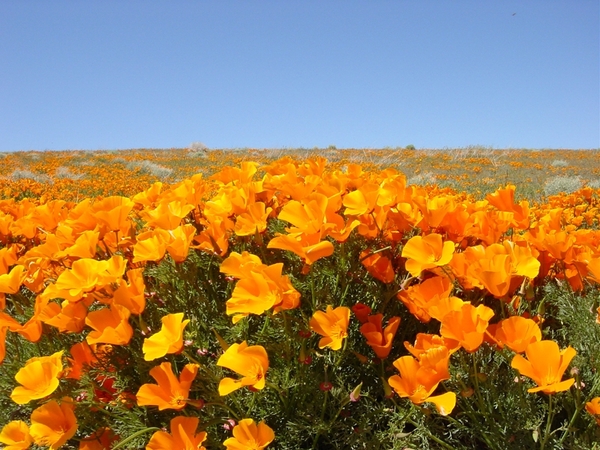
[0,154,598,448]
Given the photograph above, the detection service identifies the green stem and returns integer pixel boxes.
[310,272,317,310]
[540,394,555,450]
[405,416,457,450]
[204,402,241,420]
[112,427,160,449]
[312,390,329,449]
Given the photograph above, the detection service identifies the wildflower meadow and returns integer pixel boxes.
[0,148,599,449]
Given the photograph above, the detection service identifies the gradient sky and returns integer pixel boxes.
[1,1,598,151]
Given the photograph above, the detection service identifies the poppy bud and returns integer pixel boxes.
[350,382,363,402]
[223,419,236,431]
[381,377,394,398]
[351,303,372,324]
[212,328,229,351]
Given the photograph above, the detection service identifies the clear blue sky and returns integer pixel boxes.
[1,1,598,151]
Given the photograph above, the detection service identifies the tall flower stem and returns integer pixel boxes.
[540,394,555,450]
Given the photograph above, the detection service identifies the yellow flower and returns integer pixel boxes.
[10,351,64,404]
[223,419,274,450]
[142,313,190,361]
[0,420,33,450]
[30,398,77,450]
[217,341,269,396]
[309,305,350,351]
[511,340,576,394]
[146,416,207,450]
[136,362,199,411]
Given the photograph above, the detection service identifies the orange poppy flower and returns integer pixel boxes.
[44,256,126,303]
[267,233,334,266]
[388,355,456,415]
[143,313,190,361]
[511,340,576,394]
[588,257,600,284]
[142,199,195,230]
[359,314,401,359]
[492,316,541,353]
[404,333,460,359]
[1,311,21,363]
[0,420,33,450]
[225,271,280,321]
[111,268,146,315]
[220,252,300,322]
[78,428,118,450]
[439,303,494,353]
[55,229,100,260]
[397,276,453,323]
[217,341,269,396]
[585,397,600,425]
[402,234,455,277]
[91,196,134,236]
[146,416,207,450]
[0,265,26,309]
[133,229,170,263]
[41,300,88,334]
[10,351,64,404]
[360,249,395,284]
[136,362,199,411]
[309,305,351,351]
[29,398,78,450]
[0,245,18,275]
[65,341,98,380]
[193,217,230,257]
[85,304,133,346]
[165,224,197,263]
[234,201,272,237]
[351,303,371,324]
[223,419,275,450]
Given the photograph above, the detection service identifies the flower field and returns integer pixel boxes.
[0,148,599,449]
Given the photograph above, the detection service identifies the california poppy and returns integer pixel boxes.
[511,340,576,394]
[404,333,460,359]
[142,200,195,230]
[359,314,401,359]
[29,398,78,450]
[309,306,350,351]
[351,303,372,324]
[492,316,541,354]
[136,362,199,411]
[146,416,207,450]
[0,420,33,450]
[111,268,146,315]
[439,303,494,353]
[217,341,269,396]
[585,397,600,425]
[388,355,456,415]
[85,304,133,346]
[397,276,453,323]
[360,250,395,284]
[143,313,190,361]
[402,234,455,277]
[234,202,272,237]
[65,341,98,380]
[220,252,300,322]
[11,351,64,404]
[78,428,118,450]
[223,418,274,450]
[0,265,26,309]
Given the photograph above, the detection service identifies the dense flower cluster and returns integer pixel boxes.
[0,154,599,448]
